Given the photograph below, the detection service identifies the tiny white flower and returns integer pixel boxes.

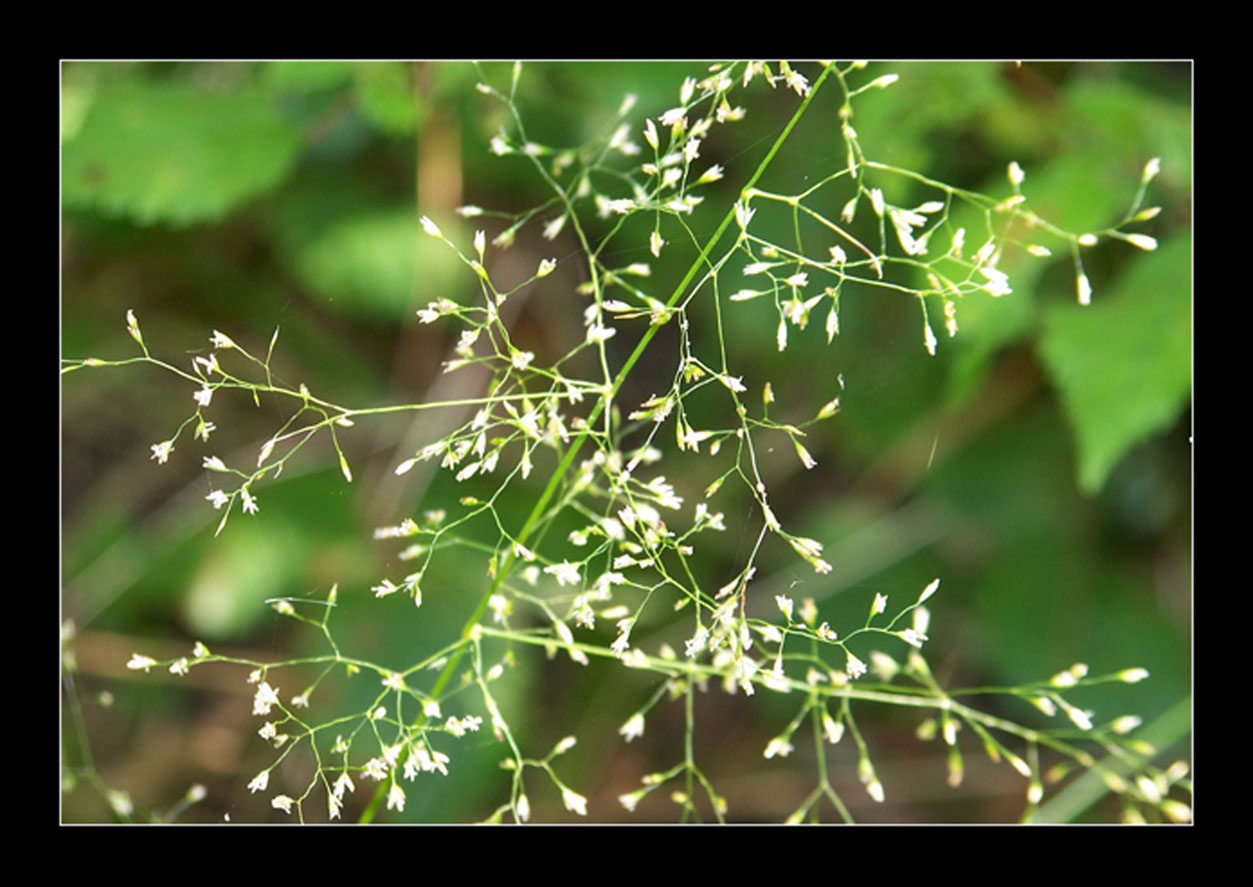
[846,652,867,680]
[333,772,354,799]
[203,455,227,472]
[1143,157,1161,183]
[619,713,645,742]
[1007,161,1025,186]
[194,353,219,375]
[869,188,885,217]
[252,681,280,716]
[150,441,174,465]
[870,73,900,89]
[247,771,269,793]
[387,783,406,812]
[126,654,157,671]
[603,197,636,215]
[659,107,686,128]
[1111,715,1142,735]
[1029,695,1057,717]
[587,323,616,344]
[271,794,295,814]
[763,737,794,759]
[561,787,588,816]
[735,201,756,231]
[1050,669,1078,688]
[785,68,810,97]
[420,215,442,239]
[980,266,1012,297]
[823,713,844,745]
[611,618,633,657]
[210,330,236,350]
[697,164,724,184]
[536,257,557,277]
[1066,707,1093,731]
[542,215,567,241]
[1124,233,1158,251]
[544,560,581,587]
[126,309,143,346]
[643,118,659,149]
[364,757,389,781]
[1076,273,1093,306]
[193,385,213,408]
[924,323,937,356]
[1160,799,1192,824]
[899,628,927,648]
[240,488,259,516]
[794,440,817,470]
[107,790,134,817]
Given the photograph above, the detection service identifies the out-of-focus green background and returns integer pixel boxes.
[61,61,1191,823]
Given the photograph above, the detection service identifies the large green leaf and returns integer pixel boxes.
[62,80,302,226]
[1038,234,1191,494]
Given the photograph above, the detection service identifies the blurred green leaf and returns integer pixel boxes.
[62,80,302,226]
[182,516,311,640]
[941,251,1041,406]
[1067,77,1191,187]
[1038,233,1191,494]
[264,61,355,92]
[852,61,1010,186]
[353,62,420,135]
[292,208,462,320]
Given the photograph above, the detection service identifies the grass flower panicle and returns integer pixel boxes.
[60,60,1185,826]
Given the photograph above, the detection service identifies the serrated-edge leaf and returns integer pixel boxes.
[1038,234,1191,494]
